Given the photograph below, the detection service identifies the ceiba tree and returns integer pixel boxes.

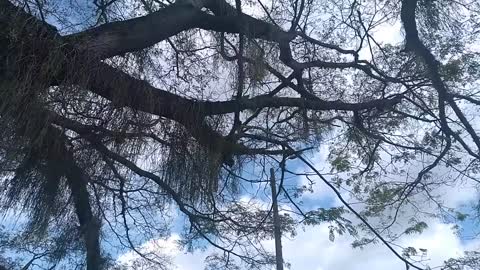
[0,0,479,269]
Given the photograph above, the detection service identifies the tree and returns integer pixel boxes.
[0,0,479,269]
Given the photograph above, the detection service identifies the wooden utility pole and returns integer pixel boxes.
[270,168,284,270]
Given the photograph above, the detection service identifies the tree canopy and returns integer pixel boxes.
[0,0,480,269]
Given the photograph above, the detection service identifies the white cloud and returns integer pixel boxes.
[173,250,212,270]
[115,218,479,270]
[276,221,477,270]
[116,234,181,269]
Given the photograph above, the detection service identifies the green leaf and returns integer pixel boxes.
[404,221,428,235]
[331,156,351,172]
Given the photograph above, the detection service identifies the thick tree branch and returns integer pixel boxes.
[82,63,402,116]
[64,161,103,270]
[401,0,480,154]
[66,1,293,59]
